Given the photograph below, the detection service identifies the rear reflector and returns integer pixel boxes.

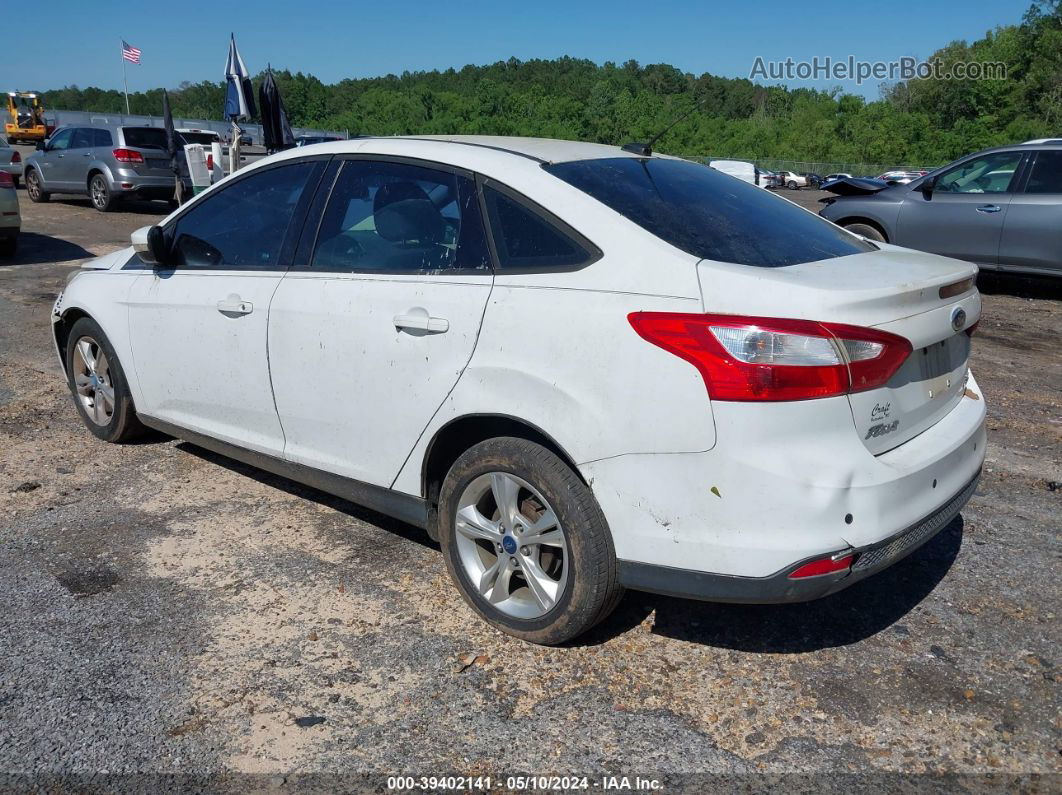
[112,148,145,164]
[789,554,855,579]
[628,313,912,401]
[939,277,976,300]
[11,151,21,163]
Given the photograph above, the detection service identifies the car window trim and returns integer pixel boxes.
[480,175,603,274]
[147,155,332,273]
[298,154,494,277]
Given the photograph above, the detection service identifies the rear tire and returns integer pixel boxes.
[26,169,49,202]
[438,437,622,645]
[89,173,118,212]
[787,180,798,190]
[844,222,887,242]
[64,317,146,443]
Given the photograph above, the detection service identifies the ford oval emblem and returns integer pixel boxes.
[951,307,967,332]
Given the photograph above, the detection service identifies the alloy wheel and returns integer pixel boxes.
[90,177,108,210]
[454,472,569,619]
[27,172,40,200]
[72,336,115,426]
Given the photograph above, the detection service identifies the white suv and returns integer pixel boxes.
[51,136,987,644]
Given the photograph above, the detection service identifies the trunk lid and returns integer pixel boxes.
[697,245,981,453]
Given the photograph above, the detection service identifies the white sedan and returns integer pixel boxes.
[50,135,987,643]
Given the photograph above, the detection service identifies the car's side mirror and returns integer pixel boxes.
[131,225,171,267]
[920,176,936,198]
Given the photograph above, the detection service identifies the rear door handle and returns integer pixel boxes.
[976,204,1002,213]
[217,296,253,315]
[393,312,449,334]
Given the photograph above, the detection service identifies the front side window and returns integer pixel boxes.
[47,129,73,151]
[1024,151,1062,194]
[935,152,1023,194]
[169,162,315,270]
[545,157,873,267]
[482,186,593,269]
[311,159,491,273]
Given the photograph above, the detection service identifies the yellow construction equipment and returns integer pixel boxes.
[5,92,52,145]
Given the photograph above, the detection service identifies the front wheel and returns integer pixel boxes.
[843,222,887,242]
[438,437,623,645]
[25,169,49,202]
[64,317,146,442]
[89,174,118,212]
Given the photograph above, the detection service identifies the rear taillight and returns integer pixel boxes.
[789,553,854,579]
[112,148,144,164]
[206,153,213,170]
[0,172,13,188]
[627,313,912,401]
[11,151,20,164]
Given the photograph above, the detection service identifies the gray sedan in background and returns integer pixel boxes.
[820,141,1062,277]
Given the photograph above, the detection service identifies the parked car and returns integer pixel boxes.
[52,136,987,644]
[295,135,342,147]
[709,159,756,184]
[0,169,18,256]
[821,173,852,187]
[802,172,824,188]
[177,128,224,183]
[775,170,808,189]
[820,141,1062,277]
[24,125,191,211]
[757,168,781,188]
[0,135,23,188]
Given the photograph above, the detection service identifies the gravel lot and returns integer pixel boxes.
[0,179,1059,789]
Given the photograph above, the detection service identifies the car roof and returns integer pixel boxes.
[317,135,653,165]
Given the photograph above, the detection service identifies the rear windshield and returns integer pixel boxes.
[180,132,217,146]
[122,127,169,150]
[544,157,874,267]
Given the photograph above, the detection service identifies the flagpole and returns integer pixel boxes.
[121,39,130,116]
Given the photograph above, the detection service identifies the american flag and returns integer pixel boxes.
[122,40,141,65]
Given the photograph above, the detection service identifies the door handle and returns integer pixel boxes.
[976,204,1002,213]
[82,152,92,157]
[393,312,449,334]
[216,296,253,315]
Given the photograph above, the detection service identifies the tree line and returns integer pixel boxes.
[40,1,1061,167]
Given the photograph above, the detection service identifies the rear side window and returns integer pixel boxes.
[1024,151,1062,194]
[482,185,595,270]
[544,157,874,267]
[122,127,168,150]
[93,129,113,147]
[169,162,316,270]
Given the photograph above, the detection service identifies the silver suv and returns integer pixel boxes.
[23,125,190,212]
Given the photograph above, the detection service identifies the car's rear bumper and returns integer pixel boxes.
[616,469,979,603]
[582,371,986,592]
[0,163,20,177]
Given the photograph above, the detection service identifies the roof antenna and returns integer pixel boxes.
[622,96,709,157]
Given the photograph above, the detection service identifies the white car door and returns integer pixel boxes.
[126,158,326,455]
[267,157,493,488]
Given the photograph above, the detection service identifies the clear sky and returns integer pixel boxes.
[7,0,1029,99]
